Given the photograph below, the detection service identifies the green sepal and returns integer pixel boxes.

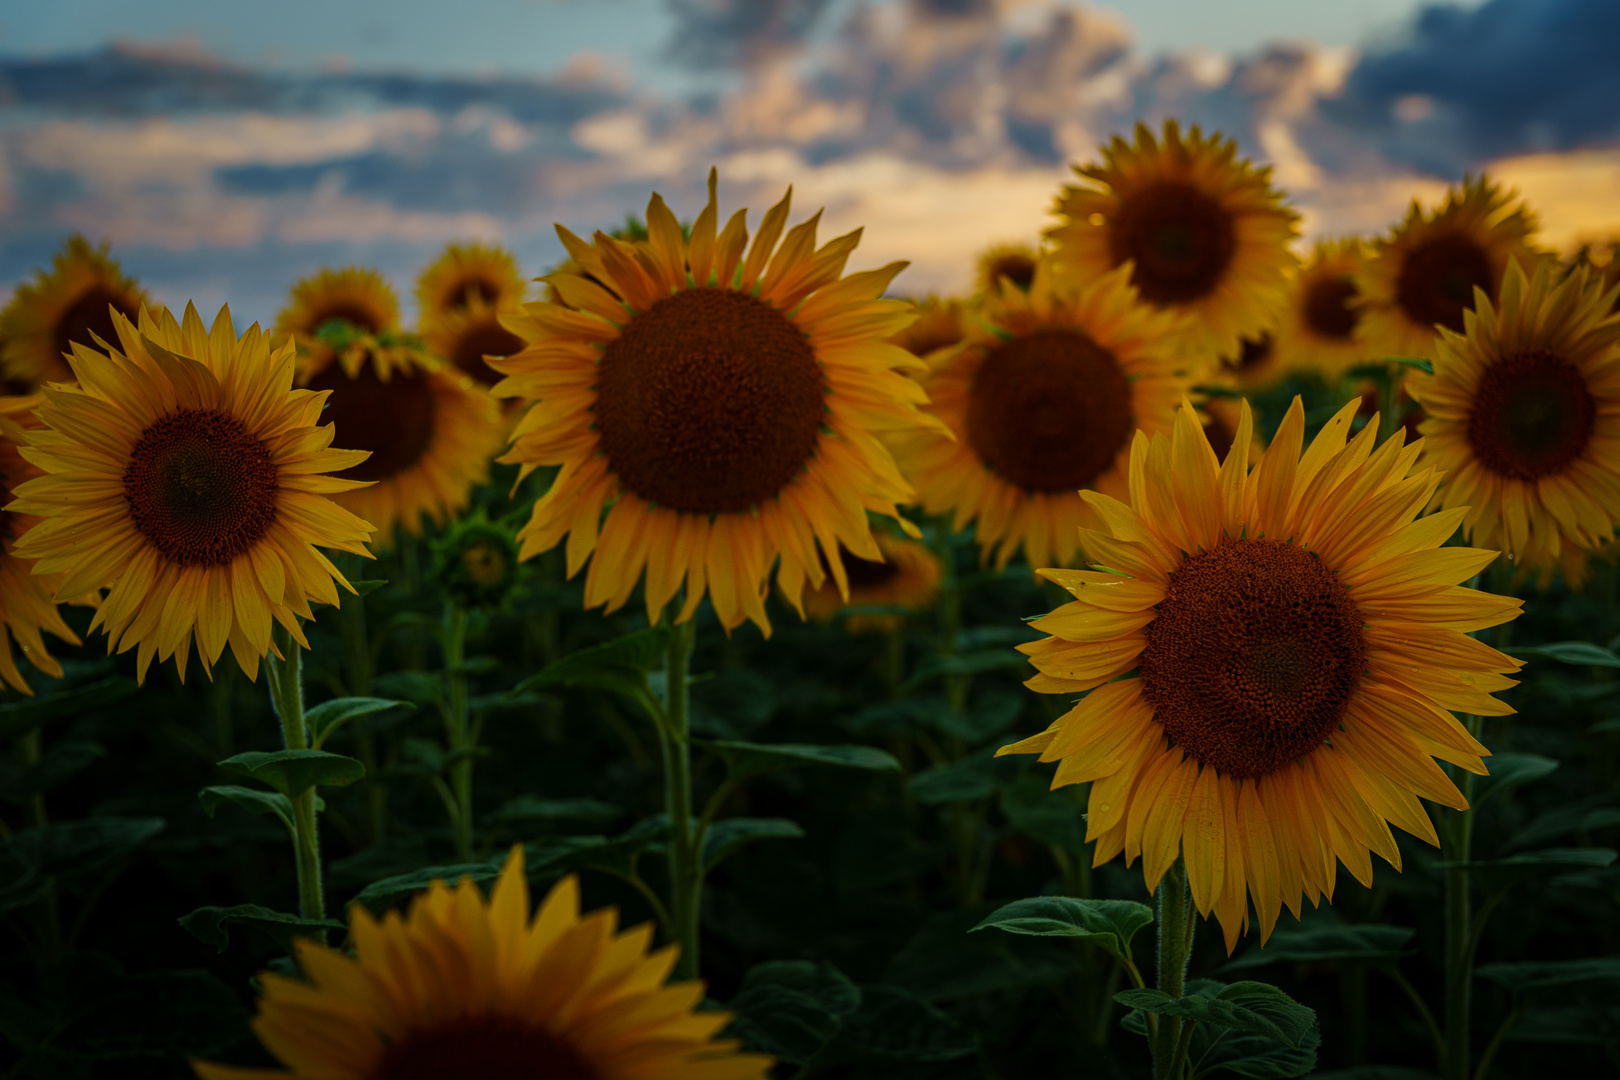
[1115,980,1316,1048]
[178,904,346,954]
[705,740,900,783]
[217,749,365,799]
[304,696,414,749]
[972,895,1153,967]
[1222,924,1416,972]
[703,817,804,871]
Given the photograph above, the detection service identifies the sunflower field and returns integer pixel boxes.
[2,120,1619,1080]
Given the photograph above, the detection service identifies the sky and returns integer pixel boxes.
[2,0,1617,324]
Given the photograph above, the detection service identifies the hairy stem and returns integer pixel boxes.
[268,622,325,934]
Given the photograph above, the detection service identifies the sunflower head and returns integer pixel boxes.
[890,295,967,359]
[1215,331,1280,390]
[0,234,149,390]
[1272,236,1373,379]
[9,303,376,683]
[0,396,81,693]
[423,304,528,388]
[891,257,1191,570]
[801,532,942,632]
[432,512,520,609]
[1359,175,1540,361]
[495,168,943,634]
[192,846,773,1080]
[976,241,1039,298]
[1048,120,1299,359]
[997,395,1522,950]
[276,266,401,345]
[416,242,526,331]
[1407,256,1620,587]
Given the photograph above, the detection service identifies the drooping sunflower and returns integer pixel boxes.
[1273,237,1373,379]
[890,295,967,360]
[976,241,1039,298]
[891,260,1189,570]
[494,169,942,634]
[1406,257,1620,587]
[0,397,81,693]
[1047,120,1299,360]
[0,235,149,390]
[1358,176,1540,362]
[801,532,942,633]
[415,242,526,328]
[9,304,375,683]
[998,395,1522,950]
[192,846,772,1080]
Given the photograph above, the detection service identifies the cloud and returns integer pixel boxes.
[664,0,837,69]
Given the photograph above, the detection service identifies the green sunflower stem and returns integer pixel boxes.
[661,618,702,981]
[443,602,474,862]
[1442,716,1481,1080]
[267,622,326,934]
[1153,856,1195,1080]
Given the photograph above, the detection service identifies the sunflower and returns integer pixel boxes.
[997,395,1522,950]
[0,397,81,693]
[415,242,526,330]
[1358,176,1540,362]
[976,242,1039,297]
[1272,237,1373,379]
[801,532,942,632]
[891,260,1189,570]
[1406,257,1620,586]
[422,302,528,389]
[192,846,772,1080]
[9,304,375,683]
[296,332,502,544]
[493,169,942,634]
[1215,332,1282,390]
[276,266,400,344]
[0,235,148,389]
[890,295,967,360]
[1047,120,1299,359]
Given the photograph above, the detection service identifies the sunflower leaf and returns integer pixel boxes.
[198,785,297,835]
[1115,981,1316,1048]
[511,626,672,710]
[1476,956,1620,997]
[726,961,862,1065]
[1222,924,1415,972]
[178,904,345,955]
[705,740,902,784]
[217,749,366,799]
[972,896,1154,966]
[348,579,388,597]
[1442,848,1617,896]
[1190,1023,1320,1079]
[1509,641,1620,669]
[1471,752,1560,808]
[304,696,414,749]
[0,677,138,740]
[840,984,980,1062]
[352,861,504,914]
[703,817,805,872]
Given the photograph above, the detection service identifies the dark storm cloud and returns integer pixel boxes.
[664,0,837,68]
[1332,0,1620,173]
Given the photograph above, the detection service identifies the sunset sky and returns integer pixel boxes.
[1,0,1616,322]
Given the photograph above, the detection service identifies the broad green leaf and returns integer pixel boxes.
[840,984,979,1062]
[528,815,672,878]
[1475,956,1620,997]
[1471,751,1559,808]
[726,961,861,1064]
[349,579,387,597]
[352,862,503,914]
[973,896,1154,966]
[178,904,345,954]
[1222,924,1415,972]
[706,740,901,784]
[703,817,805,871]
[901,649,1032,691]
[907,748,998,805]
[0,677,138,739]
[305,696,413,748]
[512,626,672,700]
[999,772,1087,851]
[1115,981,1316,1048]
[198,785,296,833]
[1509,641,1620,668]
[218,749,366,798]
[1445,848,1617,896]
[494,795,622,824]
[1192,1022,1320,1079]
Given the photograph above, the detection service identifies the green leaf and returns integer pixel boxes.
[1476,956,1620,997]
[512,626,672,701]
[930,693,1024,743]
[528,816,672,878]
[218,749,365,798]
[0,739,105,803]
[24,957,249,1061]
[1471,751,1559,808]
[198,785,296,834]
[493,795,622,824]
[841,984,979,1062]
[1446,848,1618,895]
[973,896,1154,966]
[726,961,861,1065]
[998,772,1087,851]
[703,817,805,871]
[305,696,413,748]
[371,669,446,705]
[1507,800,1620,850]
[1510,641,1620,668]
[1115,981,1316,1049]
[0,677,138,739]
[0,817,164,914]
[907,748,998,805]
[1222,924,1415,972]
[1192,1019,1320,1078]
[901,648,1031,691]
[349,579,388,597]
[1306,1070,1438,1080]
[352,862,503,914]
[1587,717,1620,735]
[706,740,901,784]
[178,904,346,954]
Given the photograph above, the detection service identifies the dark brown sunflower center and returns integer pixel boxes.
[311,302,384,335]
[987,254,1036,293]
[1109,181,1237,305]
[369,1015,601,1080]
[122,408,278,566]
[1222,333,1274,375]
[307,360,438,482]
[1139,537,1366,779]
[966,328,1133,494]
[1395,232,1492,333]
[1303,274,1360,340]
[453,277,501,310]
[594,287,824,514]
[1465,349,1595,481]
[449,317,524,386]
[52,285,139,365]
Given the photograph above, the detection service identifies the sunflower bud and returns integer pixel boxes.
[432,514,519,610]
